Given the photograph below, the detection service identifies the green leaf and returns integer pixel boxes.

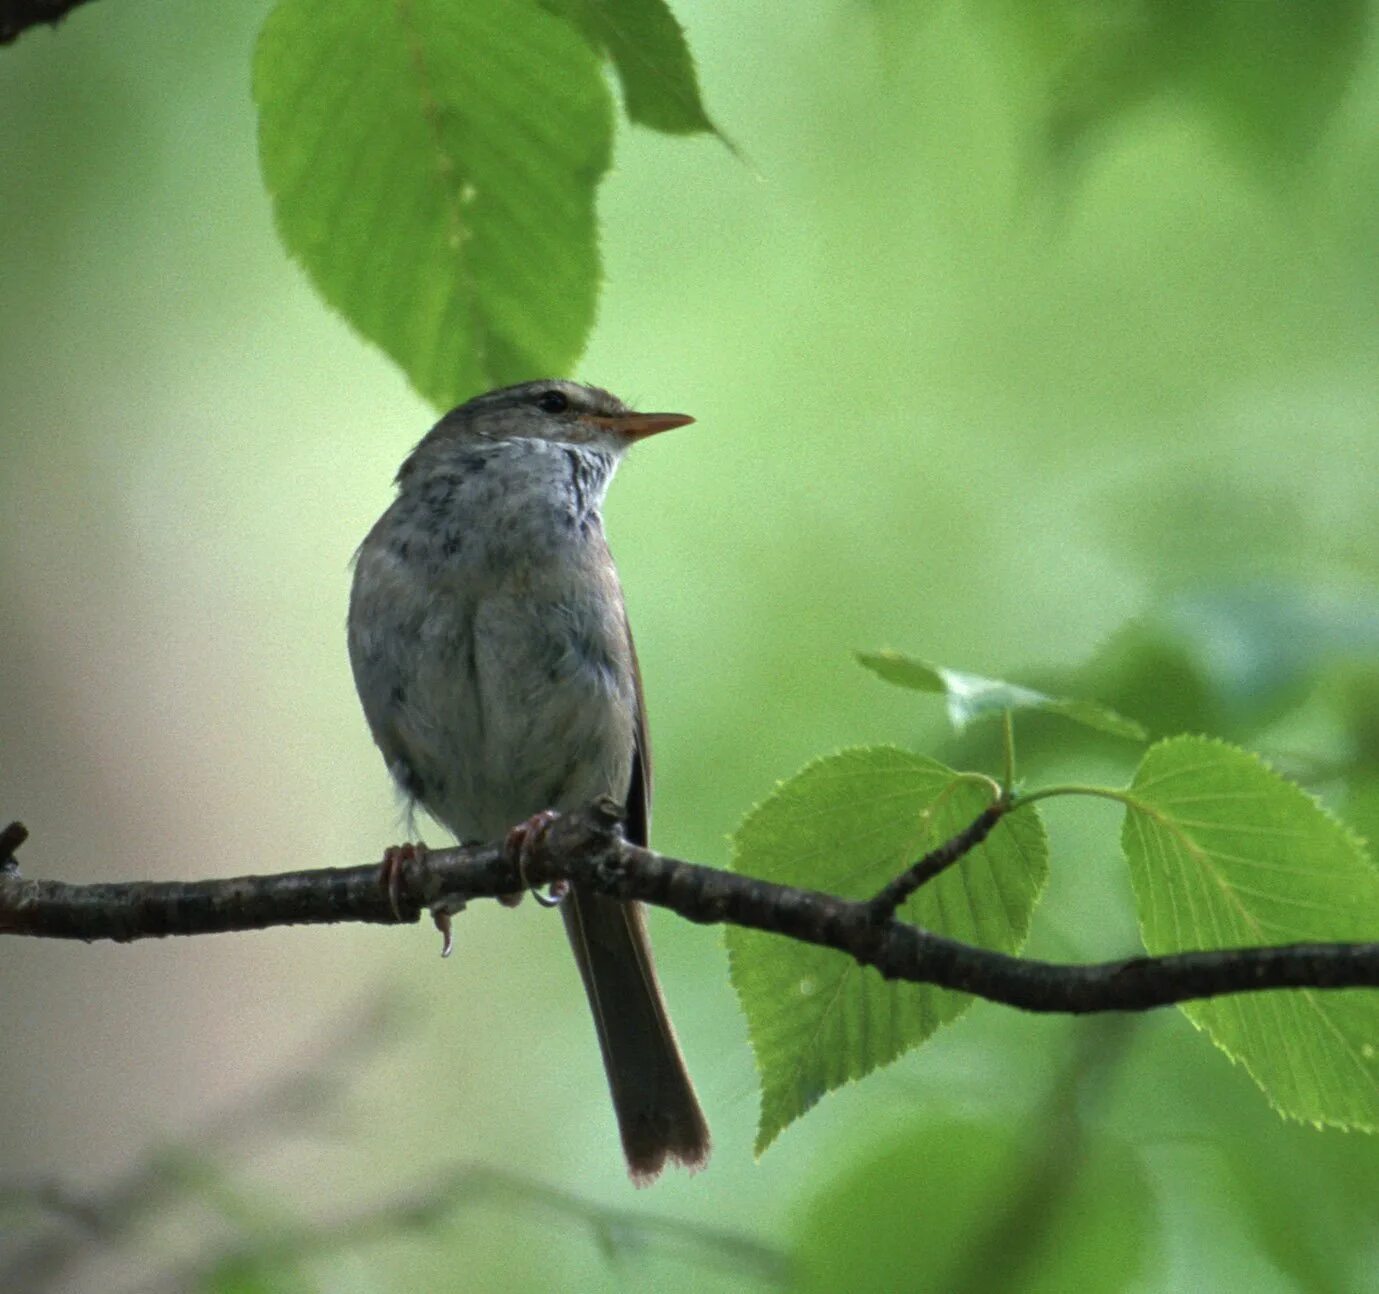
[1122,735,1379,1130]
[254,0,613,410]
[539,0,715,135]
[727,747,1048,1152]
[1344,773,1379,863]
[857,650,1145,740]
[793,1119,1152,1294]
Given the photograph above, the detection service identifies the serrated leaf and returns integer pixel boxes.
[1345,773,1379,863]
[254,0,613,410]
[539,0,715,135]
[857,650,1145,740]
[727,747,1048,1153]
[1123,735,1379,1130]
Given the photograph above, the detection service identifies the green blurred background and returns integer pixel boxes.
[4,1,1379,1289]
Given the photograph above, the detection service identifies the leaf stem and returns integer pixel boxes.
[1011,784,1136,811]
[1001,709,1016,794]
[956,770,1006,801]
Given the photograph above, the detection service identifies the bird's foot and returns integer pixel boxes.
[504,810,566,908]
[378,840,427,921]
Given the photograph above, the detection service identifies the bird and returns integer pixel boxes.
[347,379,710,1183]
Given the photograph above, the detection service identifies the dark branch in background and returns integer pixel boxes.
[1,994,787,1294]
[946,1016,1137,1294]
[148,1165,789,1294]
[0,819,27,872]
[0,995,407,1292]
[0,0,96,44]
[5,806,1379,1014]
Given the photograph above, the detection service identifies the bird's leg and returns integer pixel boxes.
[378,840,427,921]
[504,810,569,907]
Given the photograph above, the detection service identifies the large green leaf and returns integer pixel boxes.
[727,747,1048,1152]
[1123,736,1379,1130]
[539,0,715,134]
[857,650,1145,740]
[254,0,614,409]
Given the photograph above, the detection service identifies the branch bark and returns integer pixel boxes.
[5,804,1379,1015]
[0,0,96,44]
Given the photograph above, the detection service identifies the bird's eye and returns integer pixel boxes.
[537,390,569,414]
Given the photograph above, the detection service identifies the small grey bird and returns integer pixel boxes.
[347,379,710,1183]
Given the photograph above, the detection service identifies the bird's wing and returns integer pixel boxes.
[624,619,652,849]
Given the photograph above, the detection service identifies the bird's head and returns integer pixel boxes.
[447,379,693,448]
[396,381,694,484]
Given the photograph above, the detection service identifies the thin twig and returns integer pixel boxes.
[866,800,1008,921]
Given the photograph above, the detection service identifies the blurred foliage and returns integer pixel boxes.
[791,1011,1146,1294]
[727,748,1047,1151]
[794,1118,1151,1293]
[191,1162,789,1293]
[206,1259,316,1294]
[983,0,1369,175]
[952,583,1379,824]
[2,1004,788,1292]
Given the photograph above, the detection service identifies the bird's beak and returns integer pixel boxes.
[583,411,695,441]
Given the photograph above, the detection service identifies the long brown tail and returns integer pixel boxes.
[562,885,710,1184]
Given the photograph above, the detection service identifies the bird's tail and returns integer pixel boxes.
[562,885,710,1184]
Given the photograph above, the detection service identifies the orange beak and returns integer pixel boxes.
[583,411,695,441]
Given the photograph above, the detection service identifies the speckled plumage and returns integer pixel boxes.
[348,380,709,1182]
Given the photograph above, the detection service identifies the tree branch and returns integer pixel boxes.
[5,805,1379,1015]
[0,0,97,45]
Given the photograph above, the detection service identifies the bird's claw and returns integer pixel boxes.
[433,905,455,958]
[378,841,428,921]
[504,810,565,908]
[534,879,570,908]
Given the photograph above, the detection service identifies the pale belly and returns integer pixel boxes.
[381,587,637,843]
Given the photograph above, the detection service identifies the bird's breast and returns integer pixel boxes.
[349,473,637,844]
